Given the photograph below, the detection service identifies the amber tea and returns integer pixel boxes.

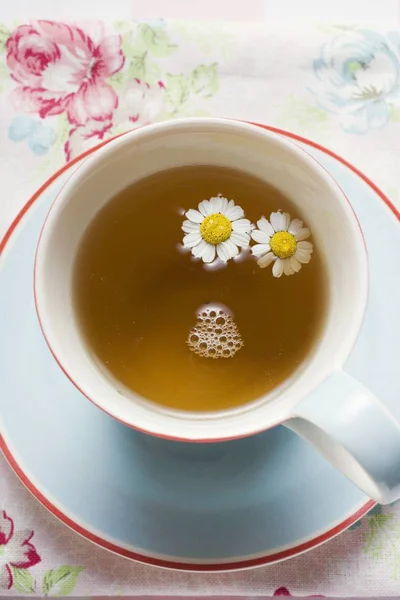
[73,165,326,412]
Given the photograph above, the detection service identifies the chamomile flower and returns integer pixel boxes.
[251,212,313,277]
[182,197,252,264]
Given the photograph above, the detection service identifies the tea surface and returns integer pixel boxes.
[73,165,326,411]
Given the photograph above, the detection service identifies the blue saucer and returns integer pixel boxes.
[1,126,398,571]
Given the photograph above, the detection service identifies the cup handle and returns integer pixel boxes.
[285,371,400,504]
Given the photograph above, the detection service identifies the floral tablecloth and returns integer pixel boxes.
[1,18,400,597]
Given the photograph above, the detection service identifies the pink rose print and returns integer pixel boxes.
[64,118,113,162]
[114,78,165,126]
[6,20,124,125]
[0,511,40,589]
[64,78,165,161]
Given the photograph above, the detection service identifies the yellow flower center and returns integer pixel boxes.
[270,231,297,259]
[200,213,232,245]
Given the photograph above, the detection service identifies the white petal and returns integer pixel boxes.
[225,239,240,258]
[198,200,213,217]
[185,209,204,223]
[201,243,216,263]
[225,199,235,214]
[217,239,238,262]
[288,218,303,235]
[192,239,208,258]
[230,232,250,248]
[270,212,280,231]
[257,217,274,237]
[4,528,36,566]
[209,196,228,214]
[216,242,230,262]
[209,197,220,212]
[183,232,202,248]
[295,248,312,264]
[251,243,271,257]
[182,220,200,234]
[290,256,302,272]
[232,218,251,233]
[251,229,270,244]
[0,564,11,589]
[295,228,310,241]
[226,202,245,220]
[257,252,275,269]
[283,259,294,276]
[281,212,291,230]
[297,240,313,251]
[272,258,284,278]
[270,211,289,232]
[218,197,229,215]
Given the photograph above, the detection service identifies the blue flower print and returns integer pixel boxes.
[8,116,56,155]
[310,30,400,134]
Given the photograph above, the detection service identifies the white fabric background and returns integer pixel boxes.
[1,6,400,598]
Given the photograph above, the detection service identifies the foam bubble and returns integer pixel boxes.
[187,306,244,359]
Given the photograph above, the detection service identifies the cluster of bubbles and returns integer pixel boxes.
[187,306,244,359]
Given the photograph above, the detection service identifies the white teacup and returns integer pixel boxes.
[35,118,400,504]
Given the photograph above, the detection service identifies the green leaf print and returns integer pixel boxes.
[122,25,169,84]
[114,20,130,34]
[109,71,125,91]
[165,73,191,113]
[139,24,177,57]
[125,51,162,84]
[127,23,176,58]
[55,114,70,143]
[171,21,235,61]
[278,94,328,135]
[0,23,11,52]
[11,567,35,594]
[164,64,219,117]
[144,61,162,85]
[0,24,10,93]
[128,51,148,80]
[190,63,219,97]
[362,507,400,579]
[389,104,400,122]
[316,23,359,35]
[0,61,8,94]
[121,30,134,59]
[42,565,84,596]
